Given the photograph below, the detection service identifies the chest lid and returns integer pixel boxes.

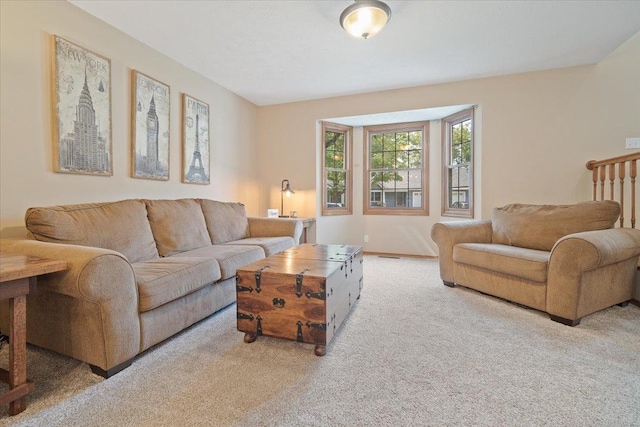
[237,256,343,279]
[276,243,363,263]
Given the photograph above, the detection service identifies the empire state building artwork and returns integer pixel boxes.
[53,36,112,176]
[182,94,210,185]
[132,71,170,180]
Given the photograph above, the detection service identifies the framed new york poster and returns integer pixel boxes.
[131,70,170,180]
[52,35,112,176]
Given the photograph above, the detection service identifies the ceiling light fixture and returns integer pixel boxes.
[339,0,392,40]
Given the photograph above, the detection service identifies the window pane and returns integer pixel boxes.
[396,150,408,169]
[371,134,383,152]
[382,150,395,169]
[396,132,408,149]
[408,149,422,168]
[451,143,462,164]
[452,122,462,144]
[326,171,346,207]
[382,133,395,151]
[408,169,422,206]
[448,165,469,208]
[395,170,409,191]
[325,131,345,169]
[461,120,471,143]
[408,131,421,149]
[370,172,384,190]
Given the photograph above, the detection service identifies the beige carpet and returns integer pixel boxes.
[1,256,639,426]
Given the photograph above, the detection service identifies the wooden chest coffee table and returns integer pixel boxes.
[236,244,363,356]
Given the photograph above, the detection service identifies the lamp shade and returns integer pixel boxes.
[340,0,391,40]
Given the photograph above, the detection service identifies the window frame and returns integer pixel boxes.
[441,108,474,218]
[363,121,429,216]
[321,121,353,216]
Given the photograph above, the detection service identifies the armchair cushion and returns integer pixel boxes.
[491,201,620,251]
[454,243,550,283]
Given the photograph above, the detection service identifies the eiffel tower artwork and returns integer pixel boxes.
[185,113,208,183]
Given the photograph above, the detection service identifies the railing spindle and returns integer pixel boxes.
[631,159,637,229]
[609,164,616,200]
[619,162,625,227]
[599,166,606,201]
[592,167,598,201]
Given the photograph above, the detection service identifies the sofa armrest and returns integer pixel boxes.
[248,217,302,243]
[430,220,493,283]
[0,238,140,371]
[547,228,640,320]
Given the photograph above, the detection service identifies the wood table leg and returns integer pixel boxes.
[8,294,28,415]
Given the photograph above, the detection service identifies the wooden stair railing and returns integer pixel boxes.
[587,152,640,228]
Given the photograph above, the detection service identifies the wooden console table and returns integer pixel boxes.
[0,252,66,416]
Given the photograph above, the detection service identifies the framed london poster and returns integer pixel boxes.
[52,36,112,175]
[182,94,210,184]
[131,70,170,180]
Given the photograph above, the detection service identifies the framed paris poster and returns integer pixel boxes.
[182,94,210,184]
[52,35,112,175]
[131,70,170,180]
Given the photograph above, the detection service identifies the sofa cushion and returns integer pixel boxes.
[454,243,550,283]
[25,199,159,263]
[492,201,620,251]
[198,199,249,244]
[179,245,265,280]
[145,199,211,257]
[133,257,221,312]
[224,237,295,257]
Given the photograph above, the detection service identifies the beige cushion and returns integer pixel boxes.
[25,199,158,263]
[180,245,265,280]
[454,243,550,283]
[492,201,620,251]
[145,199,211,257]
[133,257,221,312]
[198,199,249,244]
[224,236,295,256]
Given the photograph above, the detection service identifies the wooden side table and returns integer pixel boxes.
[0,252,66,416]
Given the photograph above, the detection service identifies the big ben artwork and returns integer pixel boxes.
[132,71,170,180]
[53,36,112,175]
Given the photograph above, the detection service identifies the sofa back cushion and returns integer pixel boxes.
[492,200,620,251]
[198,199,249,244]
[25,199,159,263]
[145,199,211,256]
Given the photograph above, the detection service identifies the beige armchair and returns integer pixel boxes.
[431,201,640,326]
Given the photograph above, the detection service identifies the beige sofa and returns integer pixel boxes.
[0,198,302,378]
[431,201,640,326]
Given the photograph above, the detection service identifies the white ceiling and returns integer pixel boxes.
[69,1,640,107]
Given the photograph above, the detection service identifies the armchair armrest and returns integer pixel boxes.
[248,217,302,243]
[547,228,640,321]
[0,238,140,371]
[430,220,492,283]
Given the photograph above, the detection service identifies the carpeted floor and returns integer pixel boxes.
[1,256,639,426]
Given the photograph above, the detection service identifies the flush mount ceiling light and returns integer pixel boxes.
[340,0,392,40]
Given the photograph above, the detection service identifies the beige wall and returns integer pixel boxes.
[259,32,640,256]
[0,1,260,237]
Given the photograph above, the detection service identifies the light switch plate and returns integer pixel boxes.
[626,137,640,149]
